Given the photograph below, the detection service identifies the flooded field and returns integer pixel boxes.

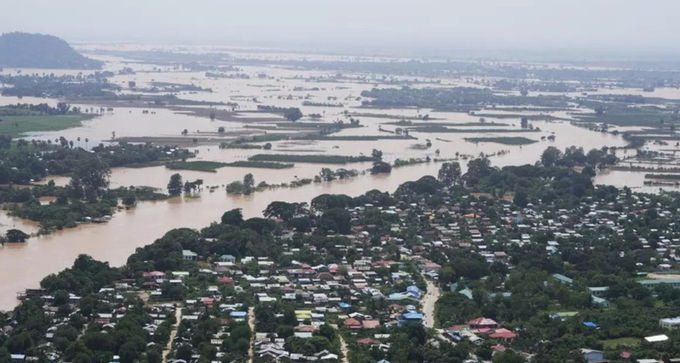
[0,45,672,310]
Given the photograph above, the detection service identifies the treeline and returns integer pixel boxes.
[0,103,81,116]
[0,140,193,185]
[0,73,119,98]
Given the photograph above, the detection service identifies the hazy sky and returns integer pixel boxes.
[1,0,677,56]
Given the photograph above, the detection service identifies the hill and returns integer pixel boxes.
[0,32,102,69]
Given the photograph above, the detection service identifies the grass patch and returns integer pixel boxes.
[645,174,680,180]
[249,154,375,164]
[464,137,538,145]
[302,135,415,141]
[409,126,537,133]
[386,121,509,127]
[473,114,569,121]
[575,113,670,127]
[0,115,95,137]
[600,337,639,349]
[166,161,227,172]
[223,161,294,169]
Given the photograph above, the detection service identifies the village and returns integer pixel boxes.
[2,160,680,363]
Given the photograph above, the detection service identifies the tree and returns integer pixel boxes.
[217,126,225,133]
[284,108,303,122]
[73,157,111,200]
[520,117,529,129]
[243,173,255,194]
[167,173,183,196]
[6,229,29,243]
[541,147,563,167]
[319,168,335,181]
[493,350,525,363]
[263,142,272,150]
[371,149,383,160]
[221,208,244,225]
[581,165,596,178]
[319,208,351,234]
[264,201,308,221]
[210,110,216,121]
[371,161,392,174]
[513,189,529,208]
[438,162,462,186]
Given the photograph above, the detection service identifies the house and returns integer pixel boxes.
[489,328,516,341]
[467,317,498,330]
[644,334,669,344]
[344,318,362,330]
[591,296,610,308]
[660,317,680,329]
[218,255,236,263]
[552,273,573,285]
[422,262,442,273]
[182,250,198,261]
[362,320,381,329]
[581,349,604,362]
[398,312,424,327]
[586,287,609,297]
[638,279,680,289]
[583,321,599,329]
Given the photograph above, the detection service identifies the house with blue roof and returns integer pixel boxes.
[583,321,599,328]
[406,285,422,297]
[398,312,424,327]
[229,311,248,319]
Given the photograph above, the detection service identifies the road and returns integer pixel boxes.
[330,324,349,363]
[163,305,182,363]
[422,279,441,329]
[247,307,255,363]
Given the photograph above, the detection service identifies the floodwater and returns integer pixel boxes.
[0,46,660,310]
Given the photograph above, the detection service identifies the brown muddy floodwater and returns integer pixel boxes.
[0,48,644,310]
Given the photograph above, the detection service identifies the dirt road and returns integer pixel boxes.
[163,305,182,363]
[423,279,441,329]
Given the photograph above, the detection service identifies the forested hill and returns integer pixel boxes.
[0,32,102,69]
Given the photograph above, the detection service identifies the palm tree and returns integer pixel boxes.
[85,138,89,149]
[77,137,81,148]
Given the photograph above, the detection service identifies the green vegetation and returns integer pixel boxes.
[0,74,118,98]
[600,337,640,349]
[645,174,680,180]
[249,154,376,164]
[361,87,571,110]
[223,161,294,169]
[386,120,509,127]
[464,137,538,145]
[302,135,415,141]
[219,134,291,149]
[409,126,537,133]
[0,114,94,137]
[166,161,228,172]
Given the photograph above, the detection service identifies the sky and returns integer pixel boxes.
[0,0,678,57]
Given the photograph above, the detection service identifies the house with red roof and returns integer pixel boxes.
[489,328,516,341]
[217,276,234,284]
[344,318,362,329]
[467,317,499,330]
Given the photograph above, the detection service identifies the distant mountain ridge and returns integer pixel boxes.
[0,32,102,69]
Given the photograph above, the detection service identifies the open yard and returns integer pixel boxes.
[600,337,640,349]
